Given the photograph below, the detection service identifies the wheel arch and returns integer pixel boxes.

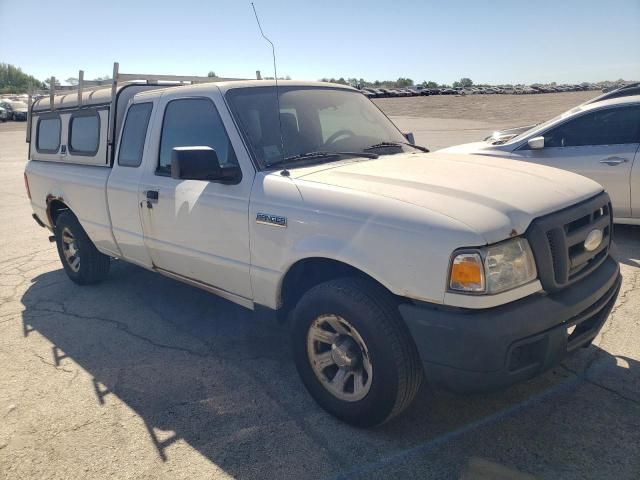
[277,256,398,322]
[46,195,72,228]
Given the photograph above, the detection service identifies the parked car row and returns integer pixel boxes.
[359,83,604,98]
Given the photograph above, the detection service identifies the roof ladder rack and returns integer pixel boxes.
[28,61,255,145]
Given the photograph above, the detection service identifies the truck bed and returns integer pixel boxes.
[26,160,119,257]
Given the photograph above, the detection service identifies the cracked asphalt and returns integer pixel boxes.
[1,105,639,480]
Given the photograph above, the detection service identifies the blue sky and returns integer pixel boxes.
[1,0,639,85]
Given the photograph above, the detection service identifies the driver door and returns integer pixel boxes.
[138,92,255,301]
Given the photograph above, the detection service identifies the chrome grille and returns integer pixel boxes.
[527,193,612,292]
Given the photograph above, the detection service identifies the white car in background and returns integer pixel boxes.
[441,95,640,224]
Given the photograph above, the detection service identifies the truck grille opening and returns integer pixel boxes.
[527,193,612,292]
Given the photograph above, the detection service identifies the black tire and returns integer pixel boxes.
[54,210,110,285]
[291,277,423,427]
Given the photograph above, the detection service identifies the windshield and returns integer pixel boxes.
[226,86,410,168]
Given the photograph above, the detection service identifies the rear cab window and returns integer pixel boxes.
[118,103,153,167]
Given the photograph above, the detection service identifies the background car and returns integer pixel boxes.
[0,105,8,122]
[359,89,376,99]
[441,95,640,223]
[377,88,394,97]
[584,82,640,105]
[0,100,28,121]
[485,83,640,143]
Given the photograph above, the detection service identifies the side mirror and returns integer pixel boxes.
[527,136,545,150]
[404,132,415,144]
[171,146,229,181]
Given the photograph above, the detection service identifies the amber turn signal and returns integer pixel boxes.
[449,252,485,292]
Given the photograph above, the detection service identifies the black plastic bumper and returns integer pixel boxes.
[399,255,621,393]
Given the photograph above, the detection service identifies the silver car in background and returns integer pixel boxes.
[441,95,640,224]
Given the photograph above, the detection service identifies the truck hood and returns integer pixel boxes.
[293,152,603,244]
[438,141,503,154]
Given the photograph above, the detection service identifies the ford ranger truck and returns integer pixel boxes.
[24,80,622,427]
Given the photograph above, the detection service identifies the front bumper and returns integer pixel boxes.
[399,255,621,393]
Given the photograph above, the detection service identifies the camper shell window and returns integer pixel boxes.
[36,114,61,154]
[69,110,101,156]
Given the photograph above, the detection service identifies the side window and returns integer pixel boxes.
[36,116,61,153]
[158,98,238,174]
[69,111,100,155]
[118,103,153,167]
[543,106,640,148]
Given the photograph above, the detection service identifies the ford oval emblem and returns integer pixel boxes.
[584,229,603,252]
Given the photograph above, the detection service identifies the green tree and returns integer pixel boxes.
[396,77,414,87]
[207,71,217,77]
[0,63,46,93]
[422,81,439,88]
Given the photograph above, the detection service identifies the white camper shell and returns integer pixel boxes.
[28,62,244,167]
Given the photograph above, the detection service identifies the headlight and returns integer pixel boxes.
[449,237,537,294]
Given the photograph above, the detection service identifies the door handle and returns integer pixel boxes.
[599,156,628,166]
[144,190,159,209]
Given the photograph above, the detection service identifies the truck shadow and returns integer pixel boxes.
[19,258,640,480]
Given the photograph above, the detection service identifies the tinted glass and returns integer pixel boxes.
[36,117,61,152]
[543,105,640,147]
[118,103,153,167]
[70,114,100,154]
[226,86,408,168]
[158,98,237,174]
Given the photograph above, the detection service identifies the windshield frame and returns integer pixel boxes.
[224,85,409,171]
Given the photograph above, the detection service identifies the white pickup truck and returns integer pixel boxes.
[25,76,622,426]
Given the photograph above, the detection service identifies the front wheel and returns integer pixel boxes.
[54,210,110,285]
[291,278,423,427]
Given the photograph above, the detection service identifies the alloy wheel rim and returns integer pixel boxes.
[306,314,373,402]
[61,227,80,272]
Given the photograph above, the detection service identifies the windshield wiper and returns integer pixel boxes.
[267,151,378,167]
[364,141,430,153]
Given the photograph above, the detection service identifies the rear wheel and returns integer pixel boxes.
[54,210,110,285]
[291,277,423,427]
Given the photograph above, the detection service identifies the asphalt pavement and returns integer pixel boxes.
[0,117,638,480]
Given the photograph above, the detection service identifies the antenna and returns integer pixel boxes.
[251,2,288,176]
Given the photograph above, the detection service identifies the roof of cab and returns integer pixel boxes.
[130,80,356,101]
[33,80,356,111]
